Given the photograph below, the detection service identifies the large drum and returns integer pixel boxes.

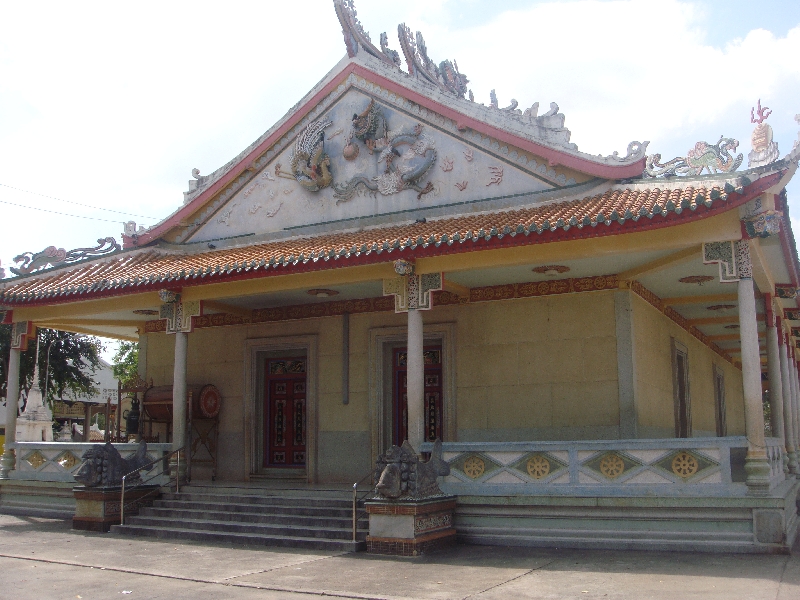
[142,384,221,421]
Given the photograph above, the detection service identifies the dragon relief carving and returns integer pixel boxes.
[334,100,437,203]
[276,118,334,192]
[645,137,743,178]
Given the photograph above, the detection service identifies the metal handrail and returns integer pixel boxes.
[120,445,185,526]
[351,469,374,542]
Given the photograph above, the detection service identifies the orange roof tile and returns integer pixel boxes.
[0,177,771,305]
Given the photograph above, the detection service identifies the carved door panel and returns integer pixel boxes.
[264,359,306,468]
[392,345,443,446]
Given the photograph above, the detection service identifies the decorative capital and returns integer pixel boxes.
[10,321,34,350]
[743,211,782,238]
[702,240,751,282]
[383,272,442,313]
[160,298,201,334]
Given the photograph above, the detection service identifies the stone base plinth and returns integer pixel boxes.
[366,496,457,556]
[73,485,160,532]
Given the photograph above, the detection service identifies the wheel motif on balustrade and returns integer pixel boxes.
[671,451,699,478]
[599,453,625,479]
[463,455,486,479]
[526,455,551,479]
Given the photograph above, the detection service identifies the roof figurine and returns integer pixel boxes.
[645,137,743,177]
[749,99,780,168]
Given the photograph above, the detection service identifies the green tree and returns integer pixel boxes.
[112,341,139,386]
[1,326,103,411]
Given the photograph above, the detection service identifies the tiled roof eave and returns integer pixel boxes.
[0,171,784,308]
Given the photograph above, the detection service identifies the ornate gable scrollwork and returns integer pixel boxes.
[397,24,469,99]
[334,0,401,68]
[10,238,120,276]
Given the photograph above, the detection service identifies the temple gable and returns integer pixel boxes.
[182,87,580,245]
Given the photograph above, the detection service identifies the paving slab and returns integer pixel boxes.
[234,545,554,599]
[0,514,798,600]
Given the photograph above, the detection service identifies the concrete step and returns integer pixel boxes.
[160,492,353,508]
[124,515,365,541]
[153,499,356,518]
[111,523,365,552]
[141,506,367,529]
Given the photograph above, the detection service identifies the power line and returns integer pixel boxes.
[0,182,158,220]
[0,198,130,223]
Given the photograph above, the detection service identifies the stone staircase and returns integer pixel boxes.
[111,484,367,552]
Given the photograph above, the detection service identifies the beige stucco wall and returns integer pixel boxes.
[147,288,751,482]
[428,290,620,441]
[630,293,745,438]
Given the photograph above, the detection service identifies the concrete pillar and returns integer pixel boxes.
[779,332,799,474]
[738,277,771,495]
[792,352,800,461]
[0,348,21,479]
[766,324,786,464]
[615,290,637,439]
[407,307,424,452]
[172,331,188,451]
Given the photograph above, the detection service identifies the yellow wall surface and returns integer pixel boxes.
[630,293,745,438]
[429,290,620,441]
[144,291,621,481]
[147,288,754,481]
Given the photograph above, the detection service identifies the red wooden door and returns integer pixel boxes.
[393,345,443,446]
[264,359,306,468]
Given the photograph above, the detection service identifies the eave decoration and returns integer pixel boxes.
[702,240,752,283]
[10,237,121,276]
[646,138,743,178]
[743,210,782,239]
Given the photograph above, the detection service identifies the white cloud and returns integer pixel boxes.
[1,0,799,277]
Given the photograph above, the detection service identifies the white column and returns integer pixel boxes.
[0,348,21,479]
[172,331,188,451]
[407,307,424,452]
[792,352,800,461]
[766,324,785,459]
[779,333,799,474]
[738,277,771,495]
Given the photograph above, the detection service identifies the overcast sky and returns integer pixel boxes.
[2,0,800,354]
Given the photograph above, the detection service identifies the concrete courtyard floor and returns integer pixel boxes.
[0,514,798,600]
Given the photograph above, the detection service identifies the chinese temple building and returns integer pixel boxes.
[1,1,799,553]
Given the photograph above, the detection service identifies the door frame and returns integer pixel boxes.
[368,323,455,464]
[244,335,318,482]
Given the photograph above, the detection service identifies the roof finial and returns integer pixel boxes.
[748,99,779,168]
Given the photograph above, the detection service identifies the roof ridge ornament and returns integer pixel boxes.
[397,24,469,99]
[10,237,121,276]
[333,0,400,68]
[748,99,780,168]
[645,137,743,178]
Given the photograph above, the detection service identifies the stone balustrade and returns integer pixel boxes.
[5,442,173,484]
[421,437,788,497]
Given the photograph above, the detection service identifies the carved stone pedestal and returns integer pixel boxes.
[366,496,457,556]
[72,485,160,532]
